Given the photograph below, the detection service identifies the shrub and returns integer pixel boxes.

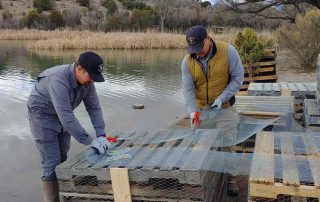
[278,9,320,70]
[76,0,90,7]
[48,10,65,30]
[2,10,13,20]
[33,0,55,11]
[62,9,81,28]
[21,9,43,28]
[235,28,264,81]
[118,0,150,10]
[101,0,118,16]
[131,9,156,31]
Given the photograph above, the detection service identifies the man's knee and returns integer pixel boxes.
[35,141,62,181]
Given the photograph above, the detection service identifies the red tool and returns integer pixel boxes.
[107,135,118,143]
[193,111,200,128]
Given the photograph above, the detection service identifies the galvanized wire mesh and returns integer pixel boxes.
[56,108,320,202]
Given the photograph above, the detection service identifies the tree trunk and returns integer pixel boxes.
[160,15,165,33]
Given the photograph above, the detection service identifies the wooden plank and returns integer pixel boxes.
[236,91,248,96]
[244,66,275,74]
[308,156,320,188]
[249,183,320,199]
[110,168,132,202]
[244,75,278,82]
[241,84,249,90]
[301,134,319,156]
[281,89,292,96]
[280,134,300,186]
[244,61,277,68]
[238,111,283,116]
[255,132,274,153]
[250,132,274,184]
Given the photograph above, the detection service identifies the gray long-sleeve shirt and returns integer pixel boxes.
[181,44,244,114]
[27,64,105,145]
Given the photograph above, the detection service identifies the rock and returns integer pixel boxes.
[132,104,144,109]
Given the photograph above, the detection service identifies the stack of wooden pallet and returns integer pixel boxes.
[56,129,226,202]
[234,95,294,128]
[247,82,317,123]
[249,131,320,202]
[239,49,278,95]
[234,95,294,153]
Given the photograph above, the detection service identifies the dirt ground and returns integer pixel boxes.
[276,49,317,82]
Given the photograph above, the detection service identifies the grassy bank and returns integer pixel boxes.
[0,29,276,50]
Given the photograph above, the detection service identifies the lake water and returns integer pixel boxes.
[0,40,188,201]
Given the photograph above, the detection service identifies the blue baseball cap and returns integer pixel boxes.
[78,51,105,82]
[185,25,207,54]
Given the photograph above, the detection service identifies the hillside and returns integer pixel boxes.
[0,0,111,18]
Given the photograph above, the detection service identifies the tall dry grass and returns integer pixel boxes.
[0,29,276,50]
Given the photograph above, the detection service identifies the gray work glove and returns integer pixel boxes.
[91,136,112,155]
[211,98,222,110]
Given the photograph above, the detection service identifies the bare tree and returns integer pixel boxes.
[224,0,319,22]
[81,7,105,31]
[154,0,197,32]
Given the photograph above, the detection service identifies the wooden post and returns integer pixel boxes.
[281,89,292,96]
[110,168,132,202]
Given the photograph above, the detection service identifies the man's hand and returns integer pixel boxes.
[91,136,112,155]
[211,99,222,110]
[190,111,200,128]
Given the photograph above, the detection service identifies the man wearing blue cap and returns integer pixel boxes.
[27,51,111,202]
[181,25,244,196]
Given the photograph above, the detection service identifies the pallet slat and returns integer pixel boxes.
[250,132,274,184]
[280,135,300,186]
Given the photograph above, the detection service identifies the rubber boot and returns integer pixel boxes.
[42,180,60,202]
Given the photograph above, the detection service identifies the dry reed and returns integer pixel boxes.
[0,29,276,50]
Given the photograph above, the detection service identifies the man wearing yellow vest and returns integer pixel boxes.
[181,25,244,196]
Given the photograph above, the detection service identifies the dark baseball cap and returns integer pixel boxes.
[78,51,105,82]
[185,25,208,54]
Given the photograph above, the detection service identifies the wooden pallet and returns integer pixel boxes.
[235,95,294,128]
[57,129,226,202]
[244,75,278,83]
[248,82,316,98]
[240,52,278,92]
[304,99,320,127]
[249,131,320,201]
